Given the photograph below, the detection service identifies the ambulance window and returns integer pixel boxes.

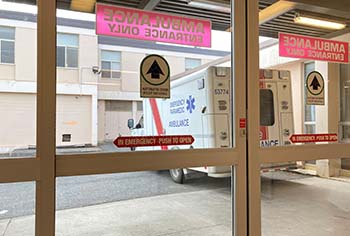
[260,89,275,126]
[136,116,144,129]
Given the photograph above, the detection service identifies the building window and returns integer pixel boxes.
[304,62,316,133]
[137,101,143,111]
[57,33,78,68]
[185,58,201,71]
[0,26,15,64]
[101,50,121,79]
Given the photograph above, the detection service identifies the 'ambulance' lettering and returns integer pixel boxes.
[260,140,279,147]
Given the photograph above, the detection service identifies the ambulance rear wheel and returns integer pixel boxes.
[169,168,184,184]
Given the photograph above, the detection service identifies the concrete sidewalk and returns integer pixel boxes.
[0,189,232,236]
[1,174,350,236]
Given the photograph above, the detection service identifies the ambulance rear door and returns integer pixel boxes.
[259,70,280,147]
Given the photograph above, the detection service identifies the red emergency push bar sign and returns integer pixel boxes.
[96,4,211,47]
[289,133,338,143]
[114,135,195,148]
[279,33,349,63]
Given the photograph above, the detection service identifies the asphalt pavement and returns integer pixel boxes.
[0,142,123,158]
[0,142,230,219]
[0,170,230,220]
[1,171,350,236]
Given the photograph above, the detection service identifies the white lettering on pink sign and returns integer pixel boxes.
[279,33,349,63]
[96,4,211,47]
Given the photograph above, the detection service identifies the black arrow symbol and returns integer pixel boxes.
[147,60,164,79]
[310,76,321,90]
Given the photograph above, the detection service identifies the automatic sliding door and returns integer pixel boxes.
[249,0,350,235]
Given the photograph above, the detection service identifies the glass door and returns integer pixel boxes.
[52,1,246,235]
[248,1,350,235]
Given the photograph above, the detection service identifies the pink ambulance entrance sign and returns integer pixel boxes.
[279,33,349,63]
[96,4,211,48]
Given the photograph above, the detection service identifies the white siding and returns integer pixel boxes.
[80,34,98,83]
[104,100,133,141]
[0,64,15,80]
[15,27,36,81]
[98,100,105,143]
[56,95,92,146]
[121,51,143,92]
[164,55,184,76]
[0,93,36,148]
[0,93,92,149]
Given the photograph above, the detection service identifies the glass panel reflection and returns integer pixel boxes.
[54,1,233,157]
[261,168,350,236]
[0,182,35,236]
[56,170,232,236]
[0,1,37,159]
[258,7,350,176]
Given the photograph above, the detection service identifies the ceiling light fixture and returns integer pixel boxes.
[259,1,297,25]
[294,12,347,30]
[70,0,96,13]
[188,0,231,13]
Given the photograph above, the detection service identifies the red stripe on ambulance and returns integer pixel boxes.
[149,98,168,150]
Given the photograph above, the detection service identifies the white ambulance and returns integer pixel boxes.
[129,58,296,183]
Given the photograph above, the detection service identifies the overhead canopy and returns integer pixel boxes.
[4,0,350,38]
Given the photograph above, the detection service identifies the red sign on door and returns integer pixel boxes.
[289,133,338,143]
[279,33,349,63]
[239,118,246,128]
[114,135,195,148]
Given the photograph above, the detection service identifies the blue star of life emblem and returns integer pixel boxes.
[186,96,195,114]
